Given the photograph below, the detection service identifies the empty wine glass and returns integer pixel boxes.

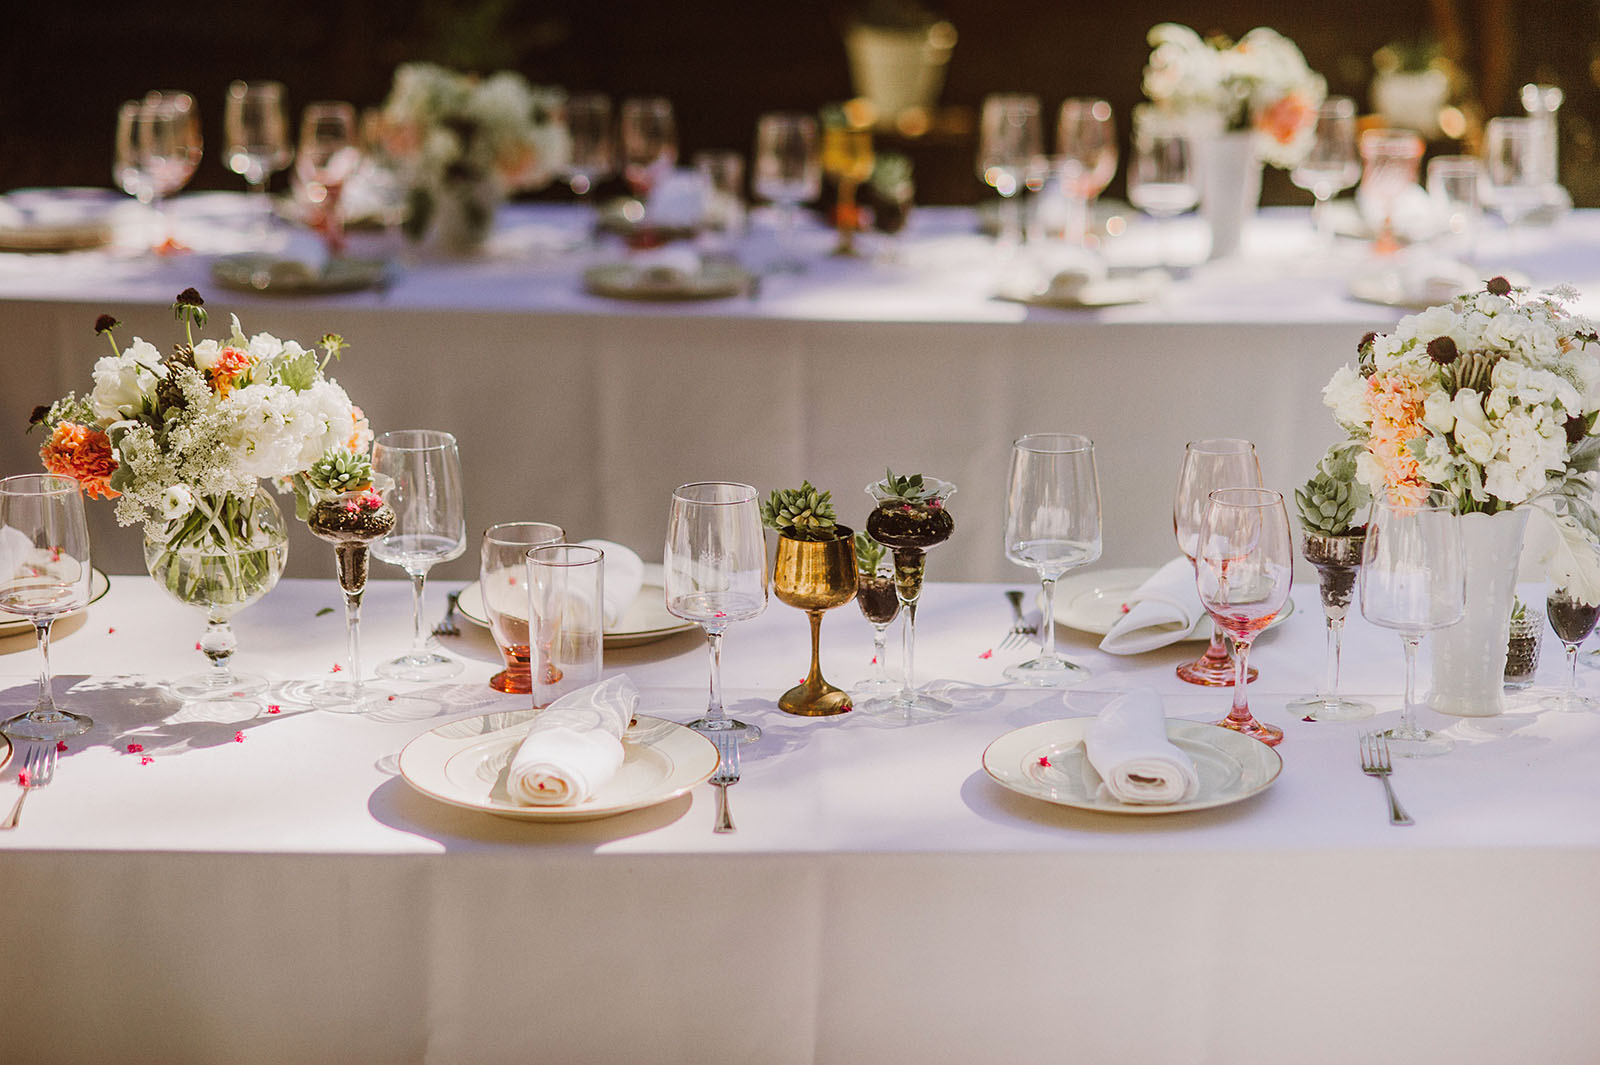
[1003,434,1102,685]
[1289,96,1360,246]
[296,101,361,253]
[1543,586,1600,712]
[560,92,615,198]
[1485,116,1545,247]
[481,522,565,694]
[1195,488,1293,746]
[1174,439,1263,686]
[1126,126,1198,269]
[0,475,94,741]
[114,100,155,208]
[1428,155,1485,262]
[1056,97,1117,247]
[754,112,821,272]
[620,97,677,199]
[225,80,292,239]
[1359,498,1465,757]
[129,91,203,253]
[372,430,467,682]
[1358,128,1423,254]
[663,482,768,741]
[977,94,1042,250]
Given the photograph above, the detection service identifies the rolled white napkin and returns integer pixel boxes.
[1099,556,1204,655]
[506,675,637,806]
[578,539,644,629]
[1084,688,1201,805]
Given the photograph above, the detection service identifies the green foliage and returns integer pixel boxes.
[874,468,938,504]
[761,481,839,540]
[854,530,887,575]
[1294,444,1371,536]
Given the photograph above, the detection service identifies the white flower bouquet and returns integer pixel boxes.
[1142,23,1326,168]
[1322,277,1600,599]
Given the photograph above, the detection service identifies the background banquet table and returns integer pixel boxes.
[1,575,1597,1064]
[6,195,1598,582]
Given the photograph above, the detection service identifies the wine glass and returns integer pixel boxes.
[753,112,820,273]
[852,531,900,702]
[224,80,292,240]
[1428,155,1485,263]
[372,430,467,682]
[1056,97,1117,247]
[1359,498,1465,757]
[131,91,203,253]
[1543,586,1600,712]
[1126,126,1198,269]
[481,522,565,694]
[663,482,768,741]
[821,118,875,256]
[296,101,361,253]
[0,475,94,741]
[1484,116,1545,247]
[1357,128,1424,254]
[977,94,1042,250]
[114,100,155,208]
[1195,488,1293,746]
[1290,96,1360,246]
[1174,439,1263,686]
[1003,434,1102,686]
[620,97,677,199]
[560,93,615,198]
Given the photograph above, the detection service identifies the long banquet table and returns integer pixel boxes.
[7,195,1600,582]
[2,575,1598,1064]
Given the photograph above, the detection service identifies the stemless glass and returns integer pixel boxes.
[663,482,768,741]
[1359,499,1465,757]
[372,430,467,681]
[296,101,362,251]
[977,94,1042,250]
[1003,434,1102,685]
[620,96,678,199]
[1290,96,1360,245]
[1196,488,1293,746]
[527,544,605,708]
[753,112,821,272]
[133,91,203,252]
[225,80,292,237]
[1357,128,1424,254]
[1428,155,1485,262]
[0,475,94,741]
[481,522,565,694]
[1543,586,1600,712]
[1485,116,1545,243]
[1126,127,1198,268]
[1174,439,1263,685]
[1056,97,1117,247]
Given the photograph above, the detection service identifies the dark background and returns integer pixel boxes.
[6,0,1599,206]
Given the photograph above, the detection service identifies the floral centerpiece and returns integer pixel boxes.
[1321,277,1600,714]
[373,62,569,252]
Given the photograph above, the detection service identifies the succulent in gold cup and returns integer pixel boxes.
[763,482,858,715]
[865,469,955,713]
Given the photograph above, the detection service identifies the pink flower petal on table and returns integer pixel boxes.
[1038,756,1051,768]
[978,649,993,660]
[140,756,153,766]
[266,705,281,715]
[234,731,245,743]
[126,743,144,754]
[55,741,67,753]
[331,663,342,673]
[16,770,29,787]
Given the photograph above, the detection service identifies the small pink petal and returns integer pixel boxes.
[107,627,116,635]
[266,705,281,715]
[1038,755,1051,768]
[16,770,29,787]
[55,741,67,753]
[234,731,245,743]
[126,742,144,754]
[331,663,342,673]
[140,756,154,766]
[978,648,993,659]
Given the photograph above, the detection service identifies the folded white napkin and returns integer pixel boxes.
[645,168,711,228]
[268,230,332,283]
[628,245,703,280]
[1084,688,1201,805]
[578,539,644,628]
[1099,557,1203,655]
[506,675,636,806]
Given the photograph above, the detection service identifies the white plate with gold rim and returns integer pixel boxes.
[456,566,696,648]
[983,717,1283,815]
[0,569,111,638]
[399,711,718,822]
[1042,566,1292,641]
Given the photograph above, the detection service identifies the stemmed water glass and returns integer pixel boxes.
[620,97,678,199]
[1359,498,1465,757]
[1484,116,1545,248]
[1290,96,1360,246]
[1357,128,1423,254]
[1543,586,1600,712]
[1195,488,1293,746]
[663,482,768,741]
[1174,439,1263,686]
[753,112,821,272]
[1003,434,1102,685]
[0,475,94,741]
[296,101,361,253]
[1126,126,1198,270]
[122,91,203,253]
[372,430,467,682]
[977,94,1042,251]
[1056,98,1117,248]
[224,80,292,240]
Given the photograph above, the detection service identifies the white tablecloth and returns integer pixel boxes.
[1,575,1597,1063]
[7,196,1598,582]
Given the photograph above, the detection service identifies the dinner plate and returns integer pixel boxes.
[1347,272,1476,311]
[456,570,697,648]
[211,253,389,294]
[996,273,1165,310]
[399,711,718,822]
[1042,566,1292,641]
[583,262,750,301]
[0,733,10,774]
[0,569,111,638]
[0,188,119,252]
[982,717,1283,815]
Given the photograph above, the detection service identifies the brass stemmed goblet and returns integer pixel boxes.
[774,526,858,715]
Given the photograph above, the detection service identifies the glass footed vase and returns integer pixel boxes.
[773,527,858,716]
[1287,531,1374,721]
[144,484,288,703]
[306,487,397,714]
[865,477,956,714]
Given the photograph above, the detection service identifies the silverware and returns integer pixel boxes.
[710,730,740,834]
[431,591,461,638]
[3,742,56,830]
[1359,731,1414,826]
[1000,589,1038,650]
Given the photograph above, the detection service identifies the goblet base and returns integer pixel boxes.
[779,679,853,716]
[1541,690,1600,714]
[1004,655,1089,687]
[168,670,271,700]
[1177,656,1256,686]
[1216,713,1283,746]
[851,675,902,701]
[2,708,92,742]
[1287,694,1375,722]
[312,681,422,716]
[1384,725,1454,757]
[489,669,532,694]
[689,718,762,744]
[377,651,463,682]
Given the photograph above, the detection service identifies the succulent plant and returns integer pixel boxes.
[872,468,941,505]
[305,449,374,495]
[761,481,840,540]
[854,530,888,576]
[1295,445,1370,537]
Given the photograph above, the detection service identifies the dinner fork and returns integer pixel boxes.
[710,729,740,834]
[3,742,57,830]
[431,592,461,638]
[1000,589,1038,650]
[1359,731,1414,827]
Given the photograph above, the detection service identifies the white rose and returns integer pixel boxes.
[159,484,194,521]
[1322,366,1371,427]
[192,339,222,371]
[89,352,159,423]
[1354,449,1387,496]
[1422,390,1456,433]
[125,338,164,372]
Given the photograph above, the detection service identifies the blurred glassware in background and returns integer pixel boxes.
[1426,155,1483,263]
[1290,96,1360,247]
[693,149,746,245]
[560,92,615,246]
[753,111,820,273]
[224,80,292,243]
[1126,119,1198,271]
[1484,116,1547,244]
[868,152,915,263]
[620,97,677,199]
[1520,83,1565,204]
[1357,127,1423,255]
[976,93,1042,252]
[821,104,876,256]
[1055,97,1117,249]
[296,101,361,254]
[118,91,202,254]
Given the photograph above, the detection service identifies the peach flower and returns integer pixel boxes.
[39,422,119,500]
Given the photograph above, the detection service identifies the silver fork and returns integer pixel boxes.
[1000,589,1038,650]
[710,729,740,834]
[1359,731,1414,827]
[431,592,461,638]
[3,742,57,829]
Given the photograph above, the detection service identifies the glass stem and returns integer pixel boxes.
[1321,617,1344,702]
[999,193,1023,249]
[704,628,726,724]
[406,572,428,659]
[1228,636,1254,725]
[872,623,889,685]
[201,617,238,687]
[32,618,56,718]
[1063,194,1090,247]
[1398,635,1421,738]
[344,588,365,696]
[1568,642,1581,700]
[901,601,919,698]
[1038,575,1059,663]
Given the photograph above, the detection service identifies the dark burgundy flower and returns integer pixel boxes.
[175,287,204,307]
[1358,331,1377,353]
[1486,276,1512,297]
[94,314,120,335]
[1566,415,1589,446]
[1427,336,1459,365]
[27,404,50,427]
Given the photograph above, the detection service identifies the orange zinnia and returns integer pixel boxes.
[39,422,119,500]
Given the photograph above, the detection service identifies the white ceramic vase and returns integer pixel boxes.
[1198,130,1262,259]
[1429,508,1529,717]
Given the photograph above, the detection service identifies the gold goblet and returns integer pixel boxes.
[773,526,858,715]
